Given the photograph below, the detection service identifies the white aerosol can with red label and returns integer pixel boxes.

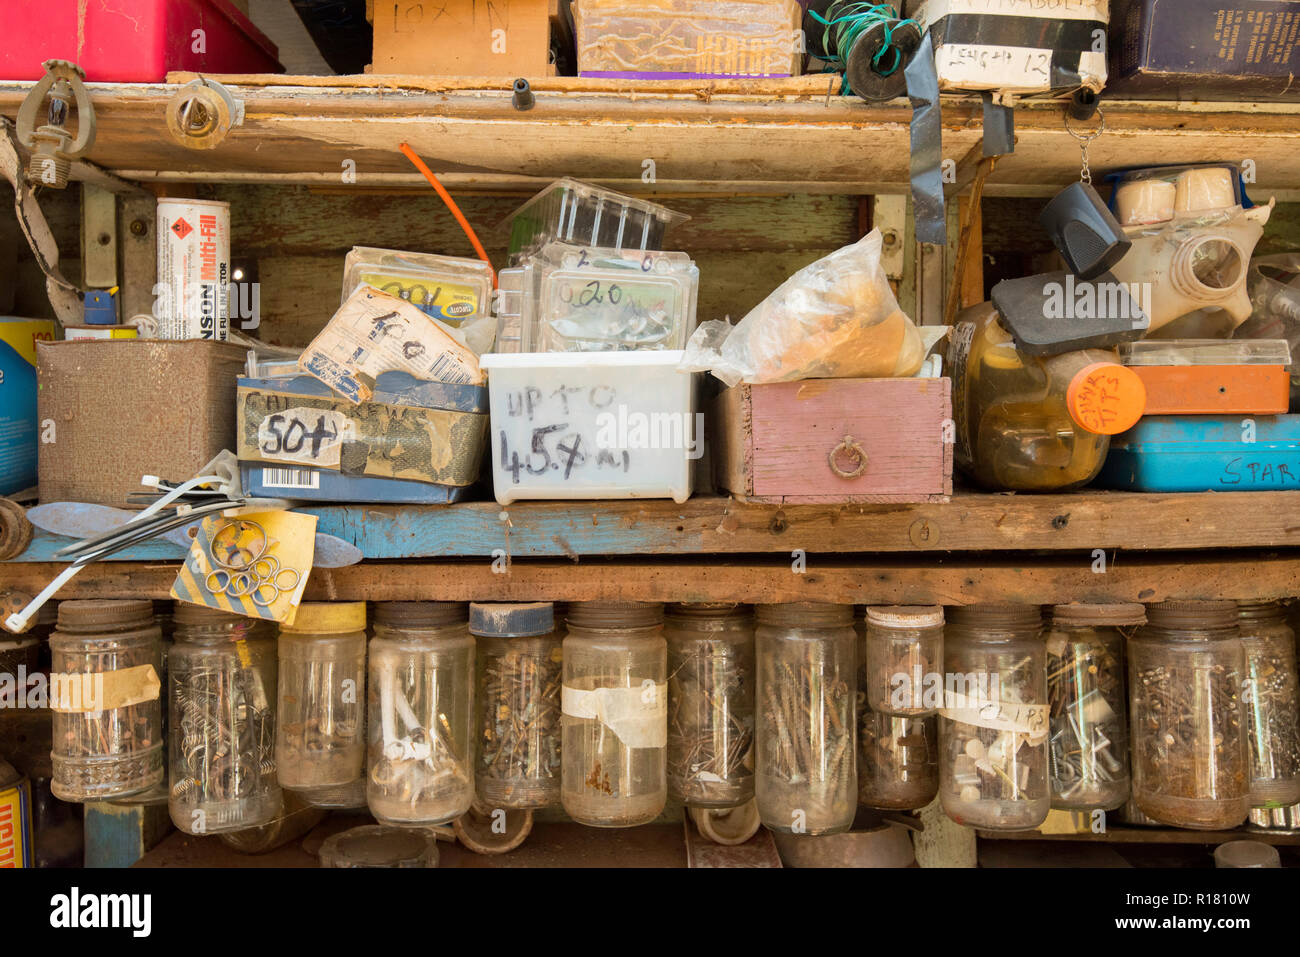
[156,198,230,340]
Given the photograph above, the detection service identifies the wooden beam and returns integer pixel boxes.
[1,552,1296,604]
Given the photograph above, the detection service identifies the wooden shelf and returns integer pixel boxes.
[2,75,1297,195]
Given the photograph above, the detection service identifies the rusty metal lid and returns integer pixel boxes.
[56,599,155,631]
[1146,600,1238,632]
[1051,603,1146,627]
[948,603,1042,630]
[374,601,468,628]
[566,601,664,629]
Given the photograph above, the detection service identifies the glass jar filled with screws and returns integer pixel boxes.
[168,606,280,834]
[755,602,856,835]
[1046,603,1141,812]
[368,602,475,827]
[472,602,563,809]
[858,705,939,810]
[1237,601,1300,809]
[863,606,944,716]
[50,600,163,802]
[665,602,755,809]
[275,603,367,802]
[561,602,667,827]
[1130,600,1249,830]
[940,604,1049,831]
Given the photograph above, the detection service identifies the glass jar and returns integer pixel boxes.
[858,706,939,810]
[1046,603,1141,811]
[276,602,367,801]
[948,303,1145,491]
[471,602,563,809]
[319,824,439,868]
[939,604,1049,831]
[864,605,944,715]
[368,602,474,827]
[218,789,326,854]
[561,601,667,827]
[168,606,280,835]
[49,600,163,801]
[1130,600,1249,829]
[665,602,755,808]
[755,602,856,835]
[1237,601,1300,808]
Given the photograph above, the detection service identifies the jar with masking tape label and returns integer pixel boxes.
[755,602,857,836]
[939,604,1049,831]
[49,600,164,802]
[561,602,667,827]
[168,605,280,834]
[367,602,475,827]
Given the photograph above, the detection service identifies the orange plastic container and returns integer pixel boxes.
[1119,340,1291,416]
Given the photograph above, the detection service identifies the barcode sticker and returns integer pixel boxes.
[260,467,321,490]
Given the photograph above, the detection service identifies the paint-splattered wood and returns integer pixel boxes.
[8,492,1300,562]
[1,551,1296,604]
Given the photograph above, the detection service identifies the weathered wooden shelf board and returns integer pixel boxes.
[8,491,1300,562]
[2,78,1297,194]
[1,551,1294,604]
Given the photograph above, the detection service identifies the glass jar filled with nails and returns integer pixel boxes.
[367,602,474,827]
[276,603,368,802]
[1045,603,1141,812]
[1236,601,1300,809]
[755,602,857,836]
[940,604,1049,831]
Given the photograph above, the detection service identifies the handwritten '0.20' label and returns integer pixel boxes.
[257,407,355,468]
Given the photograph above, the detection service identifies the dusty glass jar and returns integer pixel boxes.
[864,605,944,716]
[755,602,856,835]
[1237,601,1300,809]
[858,705,939,811]
[665,602,755,809]
[276,602,367,802]
[939,604,1049,831]
[561,601,667,827]
[367,602,474,827]
[472,602,563,809]
[168,606,280,834]
[1046,603,1141,812]
[1130,600,1249,830]
[49,600,164,802]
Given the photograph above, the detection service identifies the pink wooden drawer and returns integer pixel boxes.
[711,378,952,503]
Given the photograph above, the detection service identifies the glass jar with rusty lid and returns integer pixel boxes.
[561,601,667,827]
[168,604,280,834]
[864,605,945,716]
[471,602,563,810]
[276,602,368,802]
[1046,603,1142,811]
[1237,600,1300,809]
[1130,600,1249,829]
[940,603,1048,831]
[755,602,856,835]
[368,602,474,827]
[49,599,163,802]
[665,602,755,809]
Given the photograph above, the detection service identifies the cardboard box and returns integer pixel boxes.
[908,0,1109,95]
[0,318,57,496]
[370,0,556,76]
[37,339,247,505]
[711,377,952,503]
[1107,0,1300,99]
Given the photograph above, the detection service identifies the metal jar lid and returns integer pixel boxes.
[56,599,155,631]
[374,601,468,628]
[566,601,664,629]
[866,605,945,629]
[1051,602,1146,628]
[948,603,1042,629]
[469,602,554,637]
[281,601,367,635]
[1146,599,1238,631]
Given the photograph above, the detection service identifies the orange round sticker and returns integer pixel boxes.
[1066,362,1146,435]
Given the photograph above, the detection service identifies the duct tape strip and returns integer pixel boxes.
[905,31,947,246]
[981,92,1015,157]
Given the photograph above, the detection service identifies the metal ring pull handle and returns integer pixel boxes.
[828,435,869,479]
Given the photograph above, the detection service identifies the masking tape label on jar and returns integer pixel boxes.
[562,682,667,749]
[941,690,1048,742]
[49,664,160,714]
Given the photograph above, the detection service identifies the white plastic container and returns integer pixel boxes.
[479,351,697,504]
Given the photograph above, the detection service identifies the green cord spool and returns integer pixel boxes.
[805,1,923,102]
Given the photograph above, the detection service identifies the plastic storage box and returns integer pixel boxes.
[1118,340,1291,415]
[1099,414,1300,491]
[505,179,688,264]
[1,0,282,82]
[342,247,494,329]
[479,351,696,503]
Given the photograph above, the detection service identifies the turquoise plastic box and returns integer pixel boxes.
[1099,414,1300,492]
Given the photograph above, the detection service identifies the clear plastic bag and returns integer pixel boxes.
[681,230,924,387]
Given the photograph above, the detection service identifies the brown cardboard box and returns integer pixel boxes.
[370,0,556,75]
[37,339,247,505]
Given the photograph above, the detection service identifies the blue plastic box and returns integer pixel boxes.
[1099,414,1300,492]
